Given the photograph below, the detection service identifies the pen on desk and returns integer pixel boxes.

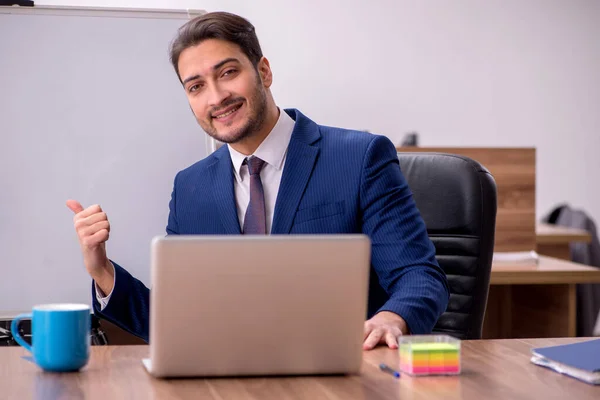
[379,363,401,378]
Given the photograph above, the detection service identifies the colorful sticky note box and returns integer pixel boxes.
[398,335,461,376]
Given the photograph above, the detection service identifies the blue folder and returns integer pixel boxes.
[531,339,600,385]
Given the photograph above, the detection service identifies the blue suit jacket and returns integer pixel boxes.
[93,109,449,342]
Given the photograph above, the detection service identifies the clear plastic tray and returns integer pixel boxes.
[398,334,461,376]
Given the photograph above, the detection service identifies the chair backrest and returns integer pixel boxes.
[398,152,498,339]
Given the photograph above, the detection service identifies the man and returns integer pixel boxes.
[66,12,449,349]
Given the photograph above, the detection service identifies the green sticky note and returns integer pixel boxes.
[408,343,459,352]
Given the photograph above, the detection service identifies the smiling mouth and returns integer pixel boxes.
[213,104,242,120]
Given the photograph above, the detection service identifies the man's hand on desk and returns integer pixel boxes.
[66,199,115,296]
[363,311,408,350]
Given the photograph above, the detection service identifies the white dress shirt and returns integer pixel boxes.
[96,109,296,310]
[228,109,295,233]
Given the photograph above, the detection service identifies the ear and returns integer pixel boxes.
[257,57,273,88]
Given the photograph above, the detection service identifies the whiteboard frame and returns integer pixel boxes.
[0,5,212,311]
[0,5,205,20]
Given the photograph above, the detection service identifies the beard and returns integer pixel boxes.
[198,75,267,145]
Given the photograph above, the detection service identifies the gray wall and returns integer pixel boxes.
[39,0,600,225]
[3,0,600,310]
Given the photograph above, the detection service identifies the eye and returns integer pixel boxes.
[188,83,203,93]
[222,68,237,78]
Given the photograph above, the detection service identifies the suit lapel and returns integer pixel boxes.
[271,109,321,234]
[210,148,241,234]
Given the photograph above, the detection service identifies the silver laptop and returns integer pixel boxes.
[142,235,371,378]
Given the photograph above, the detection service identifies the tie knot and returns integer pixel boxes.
[246,156,265,176]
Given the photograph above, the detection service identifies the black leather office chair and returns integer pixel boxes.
[398,152,497,339]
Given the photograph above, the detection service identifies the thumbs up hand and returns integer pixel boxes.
[66,200,115,295]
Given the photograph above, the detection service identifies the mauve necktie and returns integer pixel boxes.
[242,156,267,234]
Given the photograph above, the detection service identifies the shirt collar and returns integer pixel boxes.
[228,108,295,179]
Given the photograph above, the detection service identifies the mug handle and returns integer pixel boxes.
[10,313,33,352]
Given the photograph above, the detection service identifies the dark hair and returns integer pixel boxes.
[169,12,264,82]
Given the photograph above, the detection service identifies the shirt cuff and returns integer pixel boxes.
[94,261,116,311]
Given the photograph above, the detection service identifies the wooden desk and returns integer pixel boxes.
[491,256,600,285]
[1,338,597,399]
[484,256,600,339]
[536,223,592,260]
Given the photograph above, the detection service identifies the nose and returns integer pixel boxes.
[206,81,230,109]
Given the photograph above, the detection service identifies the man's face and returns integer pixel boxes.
[177,39,269,144]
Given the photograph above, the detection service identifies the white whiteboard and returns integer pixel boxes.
[0,6,207,312]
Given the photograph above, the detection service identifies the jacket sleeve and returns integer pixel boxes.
[360,135,449,334]
[92,261,151,342]
[91,174,180,342]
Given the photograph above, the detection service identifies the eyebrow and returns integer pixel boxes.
[181,57,240,86]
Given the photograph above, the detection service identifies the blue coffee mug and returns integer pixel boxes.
[11,304,91,372]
